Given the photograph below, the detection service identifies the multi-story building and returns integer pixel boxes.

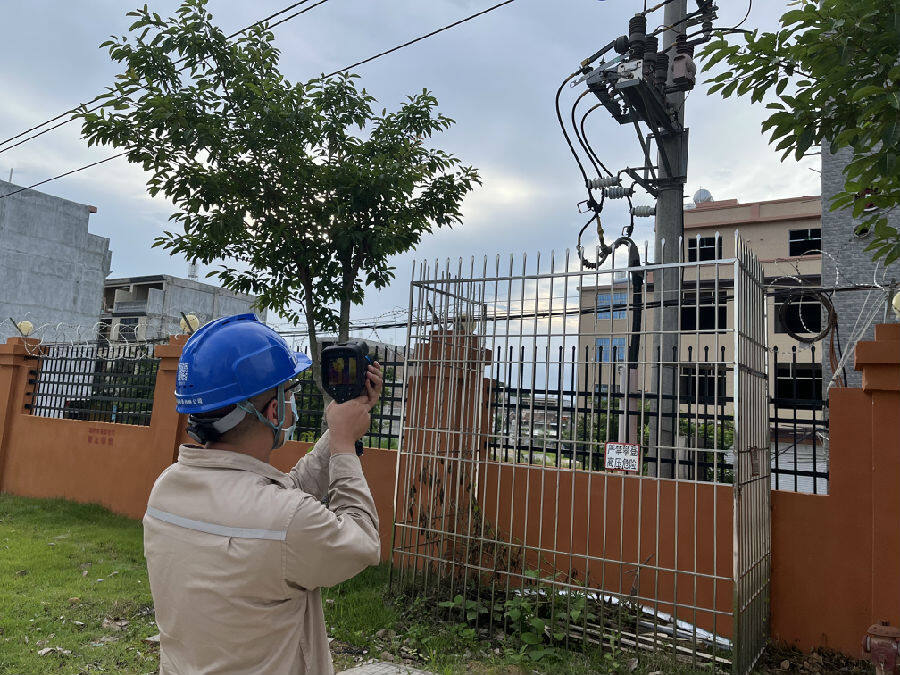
[100,274,265,341]
[0,180,111,341]
[579,192,824,406]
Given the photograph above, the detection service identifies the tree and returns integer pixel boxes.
[79,0,480,392]
[700,0,900,264]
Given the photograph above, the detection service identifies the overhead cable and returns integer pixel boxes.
[0,153,125,200]
[0,0,330,156]
[323,0,518,78]
[0,0,519,199]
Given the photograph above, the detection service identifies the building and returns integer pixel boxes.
[575,193,827,487]
[579,193,824,404]
[101,275,265,341]
[0,180,111,341]
[821,146,900,388]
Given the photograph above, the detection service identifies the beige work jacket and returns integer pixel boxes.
[143,431,380,675]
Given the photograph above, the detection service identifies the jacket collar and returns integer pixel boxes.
[176,444,292,487]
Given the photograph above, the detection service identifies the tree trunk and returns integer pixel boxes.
[301,275,332,434]
[337,260,357,343]
[338,297,351,343]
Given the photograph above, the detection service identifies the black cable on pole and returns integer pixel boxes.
[555,72,590,188]
[0,0,329,156]
[641,0,681,15]
[571,90,602,178]
[684,0,752,42]
[579,103,614,178]
[324,0,518,78]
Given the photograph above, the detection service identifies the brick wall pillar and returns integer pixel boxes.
[0,337,40,488]
[855,323,900,628]
[395,330,494,571]
[152,334,190,463]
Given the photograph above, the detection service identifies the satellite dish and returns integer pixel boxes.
[693,188,713,205]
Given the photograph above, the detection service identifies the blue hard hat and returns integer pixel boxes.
[175,313,311,414]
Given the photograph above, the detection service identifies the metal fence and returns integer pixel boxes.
[392,234,770,673]
[488,340,828,494]
[29,342,161,426]
[291,344,406,448]
[770,345,828,494]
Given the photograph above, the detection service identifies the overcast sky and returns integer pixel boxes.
[0,0,819,344]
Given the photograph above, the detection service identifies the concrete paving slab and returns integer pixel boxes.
[337,661,432,675]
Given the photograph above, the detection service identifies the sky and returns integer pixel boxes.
[0,0,820,346]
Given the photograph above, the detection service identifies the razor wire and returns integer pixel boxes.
[6,315,190,359]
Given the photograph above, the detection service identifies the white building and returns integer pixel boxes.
[0,180,111,341]
[101,275,265,341]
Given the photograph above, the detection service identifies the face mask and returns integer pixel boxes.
[277,394,298,449]
[238,382,298,450]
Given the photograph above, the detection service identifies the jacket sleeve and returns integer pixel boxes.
[283,453,381,589]
[288,430,331,500]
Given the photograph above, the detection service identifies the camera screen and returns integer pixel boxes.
[327,356,356,386]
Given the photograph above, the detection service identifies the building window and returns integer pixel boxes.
[679,364,726,404]
[597,292,628,320]
[118,317,139,342]
[687,236,723,262]
[775,294,822,334]
[775,363,822,402]
[680,292,727,332]
[788,228,821,256]
[596,337,627,362]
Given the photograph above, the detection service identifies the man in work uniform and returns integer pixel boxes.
[143,313,382,674]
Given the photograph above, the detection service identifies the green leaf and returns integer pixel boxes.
[852,85,885,101]
[520,632,541,645]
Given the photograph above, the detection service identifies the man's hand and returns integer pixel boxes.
[361,362,383,411]
[326,362,383,455]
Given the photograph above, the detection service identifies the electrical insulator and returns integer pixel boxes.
[672,34,696,90]
[588,177,620,189]
[604,186,634,199]
[628,14,647,60]
[631,205,656,217]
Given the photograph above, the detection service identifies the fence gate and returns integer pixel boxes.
[391,234,770,673]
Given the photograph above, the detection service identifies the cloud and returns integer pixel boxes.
[0,0,809,341]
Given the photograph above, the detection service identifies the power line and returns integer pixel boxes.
[0,0,521,200]
[0,0,329,157]
[0,152,125,200]
[324,0,518,78]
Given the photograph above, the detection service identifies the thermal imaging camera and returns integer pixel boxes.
[321,340,371,403]
[321,340,372,457]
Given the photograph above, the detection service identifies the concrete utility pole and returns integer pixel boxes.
[652,0,688,478]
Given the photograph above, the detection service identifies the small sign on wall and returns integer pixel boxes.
[604,442,640,472]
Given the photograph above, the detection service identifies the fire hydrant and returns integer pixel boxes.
[863,622,900,674]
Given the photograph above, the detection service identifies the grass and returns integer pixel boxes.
[324,569,715,675]
[2,493,859,674]
[0,494,158,675]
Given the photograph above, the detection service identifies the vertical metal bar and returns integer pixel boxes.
[389,260,418,590]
